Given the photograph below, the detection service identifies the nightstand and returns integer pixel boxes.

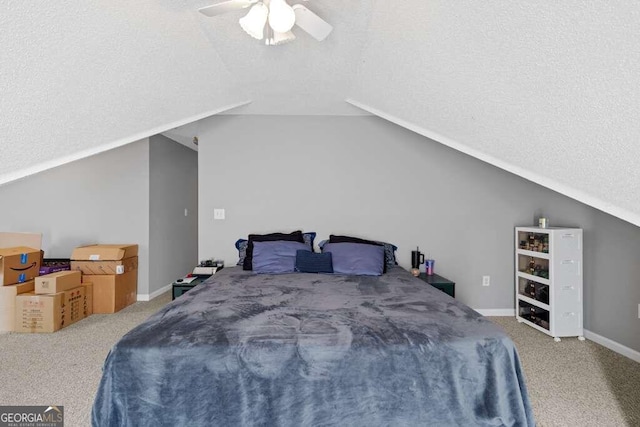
[172,275,211,300]
[418,273,455,298]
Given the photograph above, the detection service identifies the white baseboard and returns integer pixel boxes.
[475,312,640,363]
[137,283,172,302]
[468,307,640,363]
[475,308,515,316]
[584,329,640,364]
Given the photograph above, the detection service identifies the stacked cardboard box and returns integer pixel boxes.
[0,246,41,287]
[82,282,94,316]
[0,281,35,333]
[14,293,65,333]
[71,244,138,314]
[15,270,87,333]
[0,232,42,333]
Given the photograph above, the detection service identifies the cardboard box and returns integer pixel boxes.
[85,269,137,314]
[35,270,81,294]
[81,282,94,316]
[0,281,35,332]
[64,286,85,326]
[14,292,64,333]
[71,244,138,261]
[0,247,41,286]
[14,287,87,333]
[71,256,138,275]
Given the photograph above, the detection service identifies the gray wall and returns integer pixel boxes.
[0,139,151,295]
[149,135,198,294]
[198,115,640,353]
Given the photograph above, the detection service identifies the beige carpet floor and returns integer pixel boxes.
[492,317,640,427]
[1,294,638,426]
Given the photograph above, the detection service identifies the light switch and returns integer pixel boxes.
[214,208,225,220]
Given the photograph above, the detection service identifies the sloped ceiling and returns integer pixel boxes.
[191,0,373,115]
[3,1,640,226]
[348,1,640,226]
[0,0,248,184]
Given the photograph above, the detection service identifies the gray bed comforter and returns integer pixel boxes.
[92,267,535,427]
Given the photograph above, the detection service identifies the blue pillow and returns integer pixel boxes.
[252,241,311,274]
[322,242,385,276]
[236,232,316,266]
[319,238,397,270]
[295,250,333,273]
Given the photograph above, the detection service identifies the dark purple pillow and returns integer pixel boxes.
[322,242,385,276]
[243,231,304,270]
[253,241,311,274]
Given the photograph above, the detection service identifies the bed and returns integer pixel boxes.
[92,266,534,426]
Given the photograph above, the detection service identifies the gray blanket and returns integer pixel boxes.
[92,267,534,426]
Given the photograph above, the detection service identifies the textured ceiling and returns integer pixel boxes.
[348,1,640,226]
[3,1,640,227]
[190,0,373,115]
[0,0,247,183]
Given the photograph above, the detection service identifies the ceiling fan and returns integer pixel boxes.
[199,0,333,46]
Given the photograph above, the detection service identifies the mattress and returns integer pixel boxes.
[92,266,534,426]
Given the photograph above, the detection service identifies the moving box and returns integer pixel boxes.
[0,232,42,286]
[82,282,94,316]
[0,247,41,286]
[35,270,81,294]
[14,292,65,333]
[72,244,138,314]
[14,287,86,333]
[0,281,34,332]
[82,270,137,314]
[70,244,138,262]
[71,257,138,275]
[65,286,85,326]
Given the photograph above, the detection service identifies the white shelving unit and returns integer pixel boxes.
[515,227,584,342]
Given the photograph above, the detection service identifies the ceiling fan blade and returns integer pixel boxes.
[199,0,254,17]
[292,4,333,41]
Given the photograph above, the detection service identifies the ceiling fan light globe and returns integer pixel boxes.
[268,0,296,33]
[270,31,296,46]
[239,2,268,40]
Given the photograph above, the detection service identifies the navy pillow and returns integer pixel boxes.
[295,250,333,273]
[253,241,311,274]
[322,242,385,276]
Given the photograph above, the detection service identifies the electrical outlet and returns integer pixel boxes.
[214,208,225,220]
[482,276,490,287]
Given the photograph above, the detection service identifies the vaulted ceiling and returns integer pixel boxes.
[2,1,639,226]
